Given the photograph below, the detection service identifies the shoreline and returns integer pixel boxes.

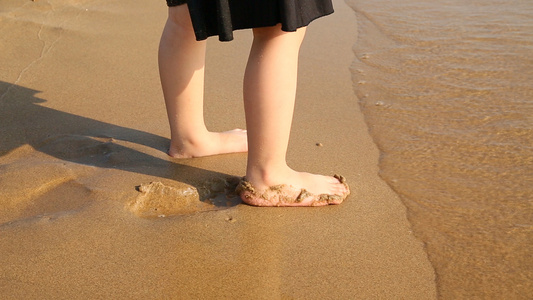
[347,0,533,297]
[0,0,437,298]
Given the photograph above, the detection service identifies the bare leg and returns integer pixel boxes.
[158,5,247,158]
[241,25,349,206]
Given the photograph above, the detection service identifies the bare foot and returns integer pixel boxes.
[168,129,248,158]
[237,170,350,207]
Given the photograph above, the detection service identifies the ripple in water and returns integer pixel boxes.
[347,0,533,298]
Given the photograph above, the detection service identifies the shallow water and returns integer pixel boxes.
[346,0,533,298]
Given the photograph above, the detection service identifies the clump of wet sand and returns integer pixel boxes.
[129,177,241,218]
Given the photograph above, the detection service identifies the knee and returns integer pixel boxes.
[252,25,306,45]
[252,24,284,41]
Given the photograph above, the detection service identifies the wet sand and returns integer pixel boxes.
[0,0,436,298]
[348,0,533,297]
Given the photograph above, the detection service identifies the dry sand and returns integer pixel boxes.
[0,0,437,298]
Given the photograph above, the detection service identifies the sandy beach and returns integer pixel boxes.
[0,0,437,298]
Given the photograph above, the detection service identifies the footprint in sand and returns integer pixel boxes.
[37,134,118,160]
[128,177,242,218]
[36,134,166,167]
[0,155,93,224]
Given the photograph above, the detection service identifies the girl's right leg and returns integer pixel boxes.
[159,5,247,158]
[241,25,349,206]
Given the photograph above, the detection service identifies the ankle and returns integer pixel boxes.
[167,129,248,158]
[168,141,195,158]
[168,132,210,158]
[245,164,292,186]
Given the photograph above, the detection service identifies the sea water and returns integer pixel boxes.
[346,0,533,297]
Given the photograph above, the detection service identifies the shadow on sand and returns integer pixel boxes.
[0,81,243,217]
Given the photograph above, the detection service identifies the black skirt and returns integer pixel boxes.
[166,0,334,41]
